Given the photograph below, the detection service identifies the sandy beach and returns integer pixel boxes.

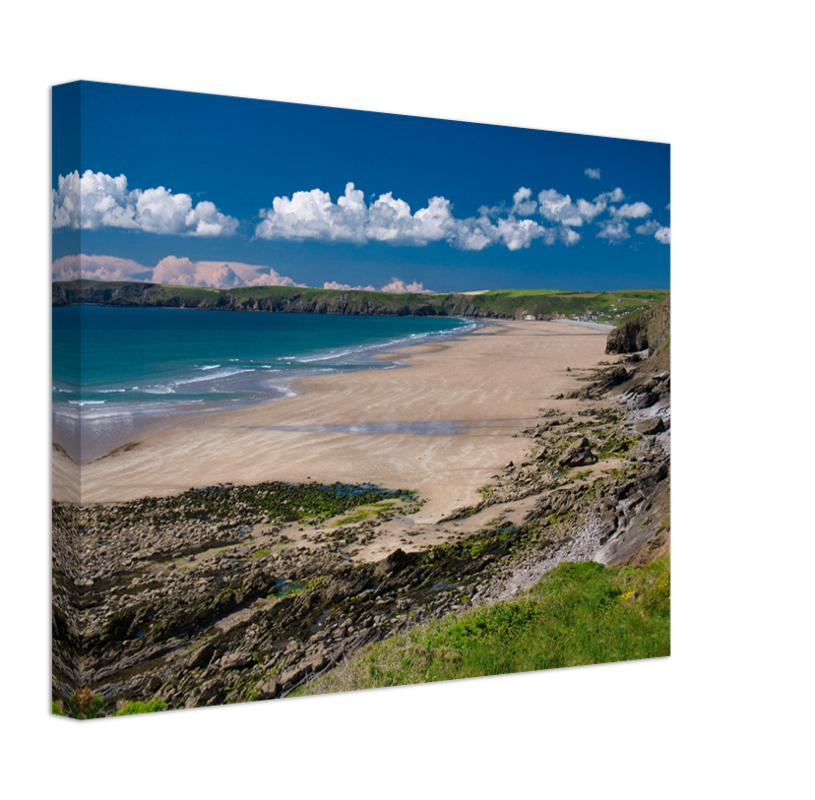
[54,320,611,520]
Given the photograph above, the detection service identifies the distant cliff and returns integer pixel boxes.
[605,293,670,355]
[52,280,668,323]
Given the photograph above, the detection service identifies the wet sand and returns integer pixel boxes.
[55,320,611,521]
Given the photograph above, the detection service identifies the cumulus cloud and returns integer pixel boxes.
[255,182,664,250]
[257,183,458,247]
[596,221,630,242]
[450,215,500,251]
[51,171,82,229]
[380,278,433,294]
[154,257,302,288]
[323,281,377,291]
[256,183,569,252]
[511,187,538,216]
[634,220,660,236]
[51,254,300,288]
[51,170,239,237]
[53,170,668,255]
[537,189,585,226]
[51,254,152,282]
[611,201,652,220]
[497,217,551,250]
[635,219,671,243]
[654,226,671,244]
[322,279,433,293]
[584,168,601,180]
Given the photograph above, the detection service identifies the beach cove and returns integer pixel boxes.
[51,300,671,713]
[56,319,613,521]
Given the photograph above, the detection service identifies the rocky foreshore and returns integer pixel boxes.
[52,318,670,716]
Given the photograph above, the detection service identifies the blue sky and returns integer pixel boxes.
[52,81,670,293]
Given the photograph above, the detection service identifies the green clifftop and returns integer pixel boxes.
[52,280,667,322]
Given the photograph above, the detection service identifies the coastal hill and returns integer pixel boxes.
[52,280,666,326]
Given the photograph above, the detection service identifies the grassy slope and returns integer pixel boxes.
[458,288,666,323]
[293,556,670,695]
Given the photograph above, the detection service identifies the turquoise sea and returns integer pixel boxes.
[52,305,476,460]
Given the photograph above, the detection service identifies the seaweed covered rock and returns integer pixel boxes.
[558,437,597,468]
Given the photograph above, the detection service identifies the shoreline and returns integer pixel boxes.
[52,341,671,711]
[51,310,480,464]
[53,319,613,521]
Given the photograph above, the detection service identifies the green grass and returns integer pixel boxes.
[293,557,670,695]
[48,696,166,718]
[330,500,396,527]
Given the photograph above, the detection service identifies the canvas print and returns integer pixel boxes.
[51,81,670,719]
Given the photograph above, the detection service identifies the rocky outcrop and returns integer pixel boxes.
[606,293,670,354]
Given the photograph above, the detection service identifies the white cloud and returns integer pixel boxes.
[255,182,452,245]
[152,257,301,288]
[51,254,151,282]
[380,278,434,294]
[449,216,500,251]
[408,197,457,245]
[654,226,671,244]
[596,221,630,242]
[53,171,662,255]
[537,189,583,226]
[612,201,652,220]
[575,197,607,222]
[511,187,538,216]
[256,183,569,253]
[51,171,82,229]
[367,192,419,242]
[560,227,581,246]
[635,220,671,244]
[257,183,461,247]
[496,217,549,250]
[584,168,601,180]
[51,170,239,237]
[635,220,660,235]
[323,281,377,291]
[51,254,300,288]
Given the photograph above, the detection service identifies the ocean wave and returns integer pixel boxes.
[142,386,176,394]
[173,367,255,386]
[198,364,221,370]
[297,349,358,363]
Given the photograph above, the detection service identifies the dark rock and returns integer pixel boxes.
[321,576,367,608]
[220,651,253,670]
[186,642,215,669]
[635,418,665,435]
[303,654,327,673]
[280,666,305,686]
[256,679,280,700]
[373,548,415,581]
[631,392,658,409]
[597,513,618,543]
[558,437,597,468]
